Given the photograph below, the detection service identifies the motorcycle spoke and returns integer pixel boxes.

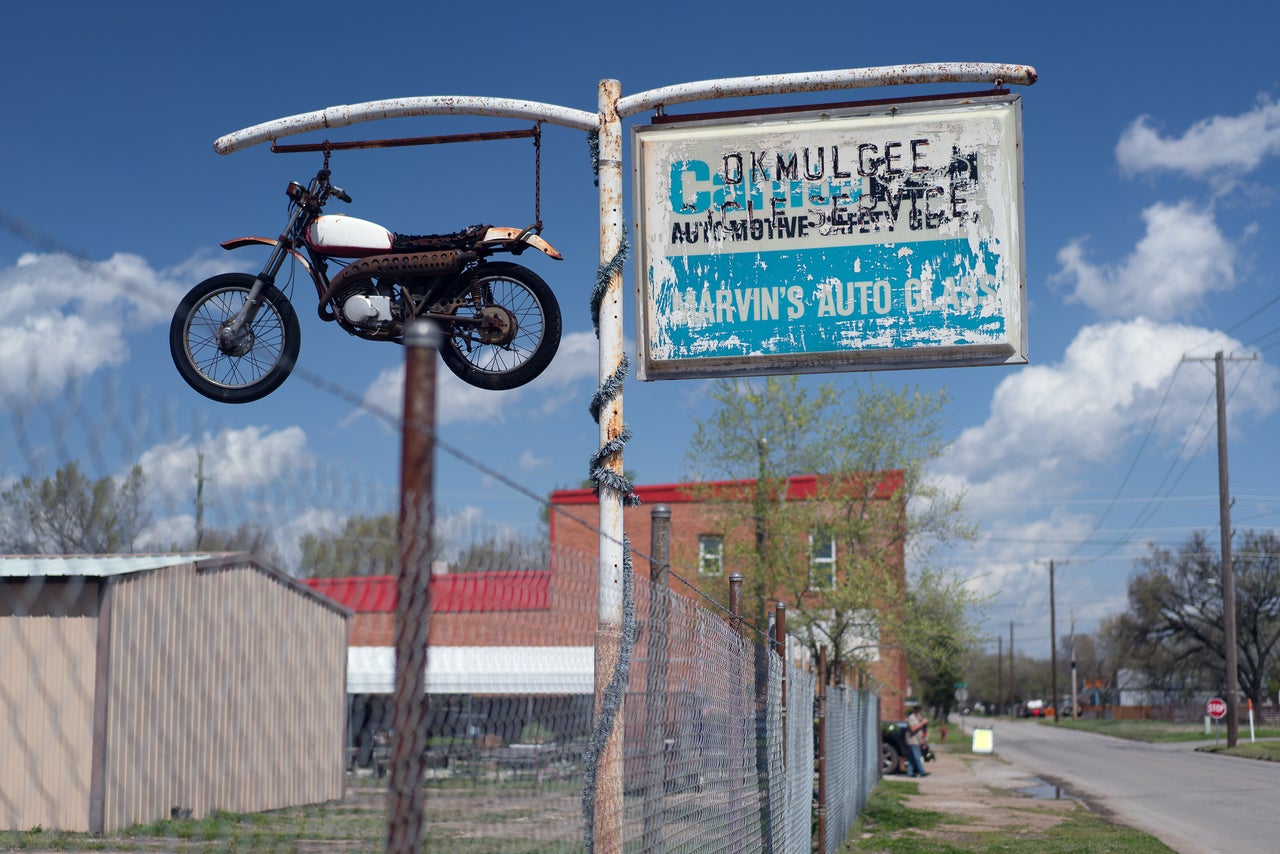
[449,278,545,374]
[185,292,288,390]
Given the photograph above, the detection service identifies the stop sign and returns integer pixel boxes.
[1207,697,1228,719]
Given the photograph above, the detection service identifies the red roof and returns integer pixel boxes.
[303,571,551,613]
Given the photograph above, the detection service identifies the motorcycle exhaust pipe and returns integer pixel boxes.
[318,250,474,321]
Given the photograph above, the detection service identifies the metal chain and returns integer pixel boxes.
[533,122,543,229]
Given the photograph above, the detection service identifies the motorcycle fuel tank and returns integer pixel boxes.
[306,215,394,257]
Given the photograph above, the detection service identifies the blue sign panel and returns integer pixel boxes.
[632,94,1026,380]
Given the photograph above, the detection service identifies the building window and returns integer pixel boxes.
[698,535,723,575]
[809,530,836,590]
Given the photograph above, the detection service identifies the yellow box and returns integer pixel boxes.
[972,727,994,753]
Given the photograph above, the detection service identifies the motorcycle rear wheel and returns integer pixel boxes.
[170,273,301,404]
[433,261,561,391]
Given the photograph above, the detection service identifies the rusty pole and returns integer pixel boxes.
[816,645,828,854]
[386,320,438,854]
[592,77,626,854]
[775,601,787,765]
[729,573,745,637]
[642,505,671,852]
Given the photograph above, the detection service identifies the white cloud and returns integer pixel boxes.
[353,363,509,428]
[0,252,183,404]
[518,450,546,473]
[137,513,197,552]
[352,329,604,428]
[938,318,1278,514]
[275,506,346,572]
[1117,96,1280,178]
[1054,201,1236,320]
[138,424,313,508]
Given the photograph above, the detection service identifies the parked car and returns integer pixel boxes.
[1020,699,1046,717]
[881,720,909,773]
[880,719,934,774]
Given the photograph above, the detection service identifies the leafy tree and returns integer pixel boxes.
[0,461,150,554]
[299,514,398,578]
[682,375,977,682]
[452,535,549,574]
[902,567,991,719]
[1117,530,1280,708]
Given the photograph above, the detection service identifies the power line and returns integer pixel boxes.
[1063,360,1184,562]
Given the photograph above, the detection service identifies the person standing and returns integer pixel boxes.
[905,704,930,777]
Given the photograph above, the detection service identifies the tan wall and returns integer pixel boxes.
[101,560,347,831]
[0,580,99,832]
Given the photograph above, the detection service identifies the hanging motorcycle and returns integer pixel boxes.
[169,163,562,404]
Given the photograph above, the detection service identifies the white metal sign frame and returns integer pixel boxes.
[632,92,1027,380]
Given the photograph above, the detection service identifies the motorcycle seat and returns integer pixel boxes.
[393,224,490,251]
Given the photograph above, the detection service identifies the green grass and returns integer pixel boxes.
[838,778,1176,853]
[1046,717,1280,743]
[5,722,1274,852]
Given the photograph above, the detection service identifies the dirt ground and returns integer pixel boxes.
[874,739,1084,842]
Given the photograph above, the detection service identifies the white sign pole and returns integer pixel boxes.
[593,78,627,853]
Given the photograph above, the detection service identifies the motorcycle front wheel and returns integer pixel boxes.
[169,273,301,404]
[433,261,562,391]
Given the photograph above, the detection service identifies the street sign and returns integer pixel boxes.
[1207,697,1227,719]
[632,92,1027,381]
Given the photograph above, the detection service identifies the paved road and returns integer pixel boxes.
[960,716,1276,853]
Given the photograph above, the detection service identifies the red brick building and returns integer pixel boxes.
[307,472,909,761]
[549,475,910,722]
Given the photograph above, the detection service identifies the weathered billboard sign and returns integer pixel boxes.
[632,93,1026,380]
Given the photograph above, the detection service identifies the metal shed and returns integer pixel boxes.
[0,553,350,833]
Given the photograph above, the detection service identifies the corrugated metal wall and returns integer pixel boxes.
[102,559,347,831]
[0,580,99,832]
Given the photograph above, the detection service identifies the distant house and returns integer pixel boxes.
[0,553,349,833]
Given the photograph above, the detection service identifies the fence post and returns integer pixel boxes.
[387,320,438,854]
[815,645,828,854]
[729,573,744,636]
[774,601,787,766]
[642,505,671,852]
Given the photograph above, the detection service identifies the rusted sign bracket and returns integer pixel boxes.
[270,125,545,227]
[268,126,539,153]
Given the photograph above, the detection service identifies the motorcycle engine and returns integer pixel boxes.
[341,284,402,331]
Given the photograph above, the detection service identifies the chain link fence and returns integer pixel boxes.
[1,367,885,852]
[820,685,880,854]
[2,546,882,851]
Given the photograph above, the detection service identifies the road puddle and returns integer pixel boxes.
[1015,778,1075,800]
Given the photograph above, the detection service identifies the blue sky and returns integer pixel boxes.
[4,1,1280,658]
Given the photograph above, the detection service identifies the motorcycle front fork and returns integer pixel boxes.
[219,242,289,349]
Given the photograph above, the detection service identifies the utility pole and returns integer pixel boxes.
[1009,621,1015,717]
[1050,560,1058,724]
[194,452,210,550]
[1183,350,1257,747]
[1069,612,1078,721]
[996,636,1003,717]
[1215,351,1240,747]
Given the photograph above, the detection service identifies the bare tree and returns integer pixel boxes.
[1118,530,1280,708]
[0,461,151,554]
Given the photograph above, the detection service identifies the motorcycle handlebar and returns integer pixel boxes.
[330,187,351,204]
